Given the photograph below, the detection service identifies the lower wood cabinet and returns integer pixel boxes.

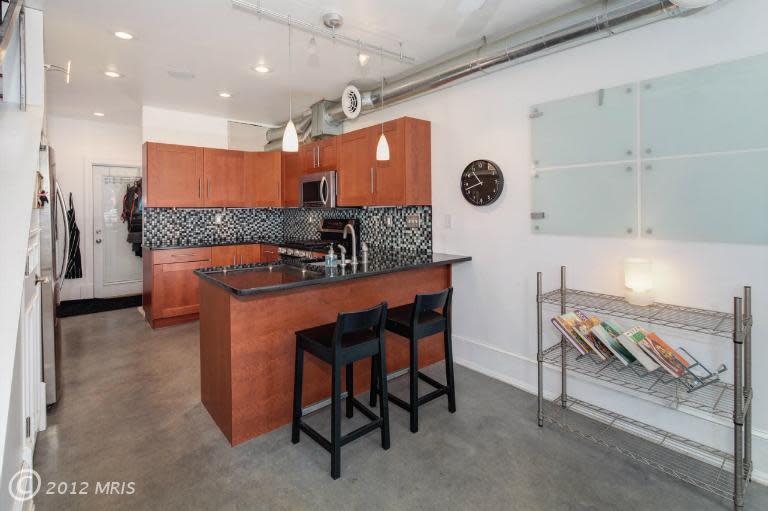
[145,244,279,328]
[143,247,212,328]
[261,245,279,262]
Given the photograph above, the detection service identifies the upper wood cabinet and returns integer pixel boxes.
[144,143,205,207]
[204,148,245,207]
[244,152,282,207]
[338,128,375,206]
[301,137,339,173]
[143,116,429,209]
[281,151,304,207]
[338,117,431,206]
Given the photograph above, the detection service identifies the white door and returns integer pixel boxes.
[93,165,142,298]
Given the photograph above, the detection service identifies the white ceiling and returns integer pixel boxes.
[40,0,588,126]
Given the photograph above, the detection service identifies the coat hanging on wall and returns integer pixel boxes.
[65,192,83,279]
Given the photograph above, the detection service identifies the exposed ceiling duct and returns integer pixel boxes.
[265,0,718,151]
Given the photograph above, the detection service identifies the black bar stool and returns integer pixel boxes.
[292,303,390,480]
[371,288,455,433]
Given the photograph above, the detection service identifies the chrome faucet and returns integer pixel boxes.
[343,223,357,266]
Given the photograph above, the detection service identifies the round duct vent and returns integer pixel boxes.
[341,85,362,119]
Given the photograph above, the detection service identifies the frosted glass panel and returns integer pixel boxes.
[101,174,142,285]
[531,164,636,237]
[641,53,768,157]
[531,84,636,168]
[642,152,768,244]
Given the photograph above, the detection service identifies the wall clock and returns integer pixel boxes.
[461,160,504,206]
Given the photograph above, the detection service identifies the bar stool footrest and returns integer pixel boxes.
[341,419,384,446]
[417,371,447,390]
[299,423,332,453]
[418,387,449,406]
[297,397,384,452]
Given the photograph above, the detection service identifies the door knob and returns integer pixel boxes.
[96,238,103,244]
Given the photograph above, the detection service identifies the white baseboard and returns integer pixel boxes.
[453,334,768,486]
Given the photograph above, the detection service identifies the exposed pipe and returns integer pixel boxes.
[266,0,715,149]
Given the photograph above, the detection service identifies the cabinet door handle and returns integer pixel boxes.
[198,178,202,198]
[232,255,236,265]
[370,167,375,194]
[317,146,321,168]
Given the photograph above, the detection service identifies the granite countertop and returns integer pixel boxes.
[194,252,471,297]
[143,238,302,250]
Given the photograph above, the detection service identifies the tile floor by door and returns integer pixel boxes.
[33,308,768,511]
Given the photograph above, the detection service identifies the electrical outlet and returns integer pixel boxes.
[384,215,393,227]
[213,212,224,225]
[405,214,421,229]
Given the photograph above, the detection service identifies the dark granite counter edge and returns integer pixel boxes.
[194,254,471,297]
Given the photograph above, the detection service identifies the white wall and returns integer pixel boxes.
[46,116,143,300]
[2,7,44,107]
[142,106,228,147]
[348,0,768,478]
[227,121,268,151]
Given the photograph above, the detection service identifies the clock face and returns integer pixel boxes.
[461,160,504,206]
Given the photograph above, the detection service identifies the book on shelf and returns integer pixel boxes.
[573,310,613,361]
[617,326,661,372]
[591,320,636,366]
[638,330,690,378]
[551,313,591,355]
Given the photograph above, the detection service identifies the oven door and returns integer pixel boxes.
[300,171,336,208]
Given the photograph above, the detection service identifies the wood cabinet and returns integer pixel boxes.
[143,143,204,207]
[302,137,339,172]
[237,244,262,265]
[145,243,280,328]
[143,116,429,209]
[143,247,212,328]
[211,244,262,266]
[204,148,245,207]
[261,245,279,262]
[337,117,431,206]
[211,245,238,267]
[281,151,304,207]
[338,128,375,206]
[244,152,282,207]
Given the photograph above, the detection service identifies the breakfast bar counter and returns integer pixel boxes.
[195,253,471,445]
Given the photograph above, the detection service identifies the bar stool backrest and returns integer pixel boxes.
[333,302,388,351]
[411,288,453,329]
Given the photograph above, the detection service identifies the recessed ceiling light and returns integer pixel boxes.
[219,92,232,98]
[93,112,105,117]
[253,65,270,74]
[104,70,122,78]
[357,52,370,67]
[114,31,133,40]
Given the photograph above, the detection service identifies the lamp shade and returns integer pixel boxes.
[624,258,654,306]
[376,132,390,161]
[282,120,299,152]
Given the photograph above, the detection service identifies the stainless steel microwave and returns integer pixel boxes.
[300,171,337,208]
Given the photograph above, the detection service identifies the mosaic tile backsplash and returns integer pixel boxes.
[144,206,432,254]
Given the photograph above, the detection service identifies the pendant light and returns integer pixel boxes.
[376,48,390,161]
[282,18,299,152]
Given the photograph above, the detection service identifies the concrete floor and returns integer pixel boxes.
[34,307,767,511]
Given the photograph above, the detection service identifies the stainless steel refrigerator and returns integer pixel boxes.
[40,145,69,405]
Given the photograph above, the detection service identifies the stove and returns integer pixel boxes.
[277,218,360,260]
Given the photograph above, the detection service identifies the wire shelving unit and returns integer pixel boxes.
[536,267,754,510]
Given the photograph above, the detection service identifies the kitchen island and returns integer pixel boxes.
[195,252,470,445]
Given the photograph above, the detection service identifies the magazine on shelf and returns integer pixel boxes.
[551,313,591,355]
[573,310,613,361]
[591,320,636,366]
[617,326,660,372]
[638,330,690,378]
